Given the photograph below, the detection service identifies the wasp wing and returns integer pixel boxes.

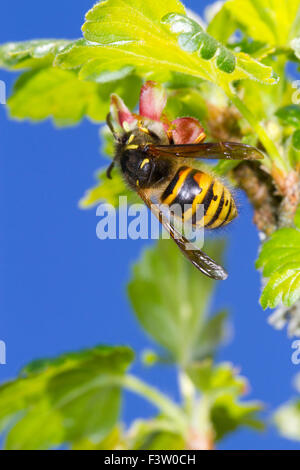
[147,142,264,161]
[137,188,228,281]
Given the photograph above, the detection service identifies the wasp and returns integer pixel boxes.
[106,82,264,280]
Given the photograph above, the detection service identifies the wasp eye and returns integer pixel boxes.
[121,133,130,144]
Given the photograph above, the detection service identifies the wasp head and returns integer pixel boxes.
[106,81,206,179]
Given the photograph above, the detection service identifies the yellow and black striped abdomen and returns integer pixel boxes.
[160,166,237,229]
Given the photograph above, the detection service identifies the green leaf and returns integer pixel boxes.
[140,431,184,450]
[128,239,227,366]
[186,360,263,441]
[7,68,103,126]
[240,69,294,122]
[260,269,300,309]
[293,129,300,150]
[129,418,185,450]
[206,4,237,43]
[79,168,139,209]
[276,105,300,128]
[55,0,277,91]
[163,14,220,58]
[295,206,300,230]
[161,11,277,84]
[216,0,300,47]
[211,394,263,441]
[73,426,126,450]
[0,37,142,126]
[192,310,228,361]
[274,400,300,441]
[187,360,247,396]
[230,39,275,61]
[256,228,300,309]
[0,40,71,70]
[288,134,300,169]
[164,88,208,123]
[7,67,141,126]
[213,160,241,176]
[0,345,134,450]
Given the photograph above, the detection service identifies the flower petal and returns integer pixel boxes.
[139,81,167,121]
[171,117,206,144]
[110,94,136,129]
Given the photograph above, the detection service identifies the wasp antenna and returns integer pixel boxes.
[106,113,121,142]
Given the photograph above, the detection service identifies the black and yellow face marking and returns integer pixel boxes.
[124,133,139,150]
[161,166,237,228]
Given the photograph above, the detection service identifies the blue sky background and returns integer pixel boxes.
[0,0,299,450]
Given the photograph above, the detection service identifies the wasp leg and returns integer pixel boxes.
[106,161,115,180]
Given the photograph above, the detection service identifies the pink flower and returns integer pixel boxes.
[110,81,206,144]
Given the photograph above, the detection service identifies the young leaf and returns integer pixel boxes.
[0,40,71,70]
[163,88,208,124]
[256,228,300,309]
[213,160,241,176]
[55,0,277,91]
[7,67,141,126]
[128,239,227,366]
[7,68,104,125]
[186,360,247,396]
[240,69,294,122]
[206,4,237,43]
[211,394,263,441]
[161,11,277,86]
[162,13,236,73]
[293,129,300,150]
[213,0,300,47]
[186,360,263,441]
[128,418,185,450]
[276,105,300,128]
[0,345,134,450]
[73,427,126,450]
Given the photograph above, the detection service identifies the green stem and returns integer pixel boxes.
[194,395,213,436]
[225,88,289,174]
[178,369,196,419]
[121,374,188,434]
[52,372,187,436]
